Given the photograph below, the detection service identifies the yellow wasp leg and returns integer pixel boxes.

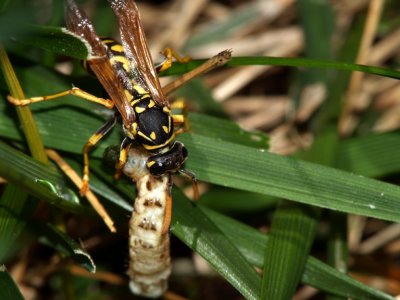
[172,114,185,126]
[157,48,191,73]
[171,98,190,132]
[114,137,131,180]
[45,149,116,233]
[7,87,114,109]
[170,98,186,110]
[81,116,118,195]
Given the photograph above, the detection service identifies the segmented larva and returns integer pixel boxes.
[122,147,171,298]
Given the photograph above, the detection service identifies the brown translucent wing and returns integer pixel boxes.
[108,0,167,107]
[64,0,135,128]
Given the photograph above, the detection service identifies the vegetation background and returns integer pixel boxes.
[1,0,400,299]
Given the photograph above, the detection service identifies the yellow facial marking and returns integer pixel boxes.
[148,100,155,108]
[111,44,124,53]
[150,132,156,140]
[147,161,156,167]
[135,106,146,114]
[110,56,130,72]
[162,126,169,134]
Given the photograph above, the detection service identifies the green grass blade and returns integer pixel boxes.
[0,266,24,300]
[161,56,400,80]
[0,142,88,214]
[181,134,400,223]
[0,187,30,262]
[336,130,400,177]
[204,208,394,300]
[261,203,321,299]
[15,25,91,60]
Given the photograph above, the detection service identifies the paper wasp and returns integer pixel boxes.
[7,0,231,297]
[8,0,230,227]
[9,1,200,192]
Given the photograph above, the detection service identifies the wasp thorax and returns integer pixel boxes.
[146,142,188,176]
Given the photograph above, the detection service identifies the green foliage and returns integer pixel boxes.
[0,1,398,299]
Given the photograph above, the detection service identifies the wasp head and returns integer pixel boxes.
[146,142,188,176]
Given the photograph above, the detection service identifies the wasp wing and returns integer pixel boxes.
[64,0,135,128]
[108,0,167,107]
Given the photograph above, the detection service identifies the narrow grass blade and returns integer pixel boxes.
[181,134,400,223]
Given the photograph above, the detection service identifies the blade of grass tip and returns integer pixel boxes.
[0,45,47,260]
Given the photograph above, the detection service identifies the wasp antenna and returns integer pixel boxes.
[179,169,199,200]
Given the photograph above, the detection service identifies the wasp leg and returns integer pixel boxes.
[7,87,114,108]
[161,174,173,234]
[156,48,191,73]
[162,49,232,96]
[170,98,186,110]
[179,169,199,200]
[46,149,116,232]
[81,115,118,195]
[114,137,132,180]
[171,99,191,135]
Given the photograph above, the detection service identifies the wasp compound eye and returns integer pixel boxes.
[147,142,188,176]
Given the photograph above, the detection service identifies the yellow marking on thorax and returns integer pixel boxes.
[102,39,115,44]
[135,106,146,114]
[162,126,169,134]
[133,85,148,95]
[124,89,134,101]
[138,131,153,142]
[150,132,156,140]
[111,44,124,53]
[142,134,175,151]
[110,55,130,72]
[163,106,171,113]
[132,122,138,135]
[130,99,140,106]
[148,100,155,108]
